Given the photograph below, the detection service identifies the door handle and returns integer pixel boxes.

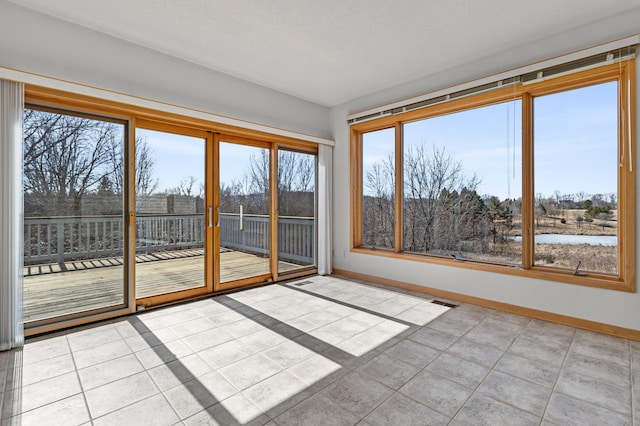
[208,207,213,227]
[216,207,221,228]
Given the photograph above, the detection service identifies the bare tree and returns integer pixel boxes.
[23,109,122,216]
[173,176,197,196]
[402,143,481,253]
[362,154,395,248]
[134,138,158,196]
[227,149,316,216]
[108,134,158,197]
[248,150,270,193]
[278,151,315,217]
[243,150,271,214]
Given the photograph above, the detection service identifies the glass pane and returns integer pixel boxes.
[362,128,395,248]
[277,150,316,274]
[403,99,522,264]
[219,142,271,282]
[135,129,206,298]
[533,81,618,275]
[23,108,126,322]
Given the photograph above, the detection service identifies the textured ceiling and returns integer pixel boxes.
[8,0,640,106]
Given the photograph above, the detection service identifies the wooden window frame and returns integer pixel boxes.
[351,61,636,292]
[355,126,398,251]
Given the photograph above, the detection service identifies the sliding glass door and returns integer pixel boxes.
[23,106,128,324]
[216,137,319,291]
[22,109,317,328]
[217,138,272,289]
[134,123,213,307]
[277,149,317,275]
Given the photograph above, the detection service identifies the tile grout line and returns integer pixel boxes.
[264,339,411,423]
[460,318,572,414]
[437,308,495,410]
[353,305,491,423]
[630,340,636,426]
[539,326,577,424]
[284,285,419,328]
[444,311,532,423]
[0,353,7,421]
[112,324,185,425]
[384,336,466,423]
[67,334,96,426]
[262,290,635,425]
[3,336,91,423]
[352,328,436,422]
[113,321,224,423]
[545,332,635,420]
[180,291,349,423]
[14,278,637,425]
[353,305,511,424]
[70,327,165,424]
[241,309,411,422]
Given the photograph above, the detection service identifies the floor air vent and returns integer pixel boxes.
[432,300,457,308]
[293,280,314,286]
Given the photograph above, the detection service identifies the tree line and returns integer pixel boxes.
[23,109,159,216]
[363,141,618,257]
[24,109,315,218]
[220,149,315,218]
[363,144,517,258]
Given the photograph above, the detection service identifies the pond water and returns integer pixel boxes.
[512,234,617,246]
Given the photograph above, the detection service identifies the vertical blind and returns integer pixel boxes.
[318,144,333,275]
[0,79,24,351]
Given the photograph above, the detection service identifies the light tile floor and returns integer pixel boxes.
[1,275,638,425]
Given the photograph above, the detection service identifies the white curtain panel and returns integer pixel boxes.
[0,80,24,351]
[317,144,333,275]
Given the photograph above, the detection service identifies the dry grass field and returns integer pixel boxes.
[531,209,617,274]
[533,209,617,236]
[448,208,619,274]
[533,243,617,274]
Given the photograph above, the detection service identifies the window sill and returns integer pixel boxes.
[351,246,634,292]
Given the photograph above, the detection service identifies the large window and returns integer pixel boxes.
[533,82,619,275]
[361,128,395,249]
[403,100,522,265]
[352,61,635,291]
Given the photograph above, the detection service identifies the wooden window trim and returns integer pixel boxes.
[357,125,397,250]
[24,85,320,151]
[351,61,636,292]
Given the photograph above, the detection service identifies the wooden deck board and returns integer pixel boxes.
[23,250,301,322]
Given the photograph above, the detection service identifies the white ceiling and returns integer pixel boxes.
[8,0,640,106]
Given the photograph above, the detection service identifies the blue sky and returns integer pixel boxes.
[533,81,617,200]
[139,81,618,202]
[218,142,269,189]
[363,81,618,201]
[136,130,268,195]
[136,128,205,194]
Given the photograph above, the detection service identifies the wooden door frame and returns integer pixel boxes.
[214,134,275,292]
[133,120,214,308]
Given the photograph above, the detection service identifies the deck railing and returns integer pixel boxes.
[24,213,315,269]
[220,214,316,264]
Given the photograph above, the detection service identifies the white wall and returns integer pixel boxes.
[0,1,330,139]
[330,12,640,331]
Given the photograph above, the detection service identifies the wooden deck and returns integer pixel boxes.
[23,250,300,322]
